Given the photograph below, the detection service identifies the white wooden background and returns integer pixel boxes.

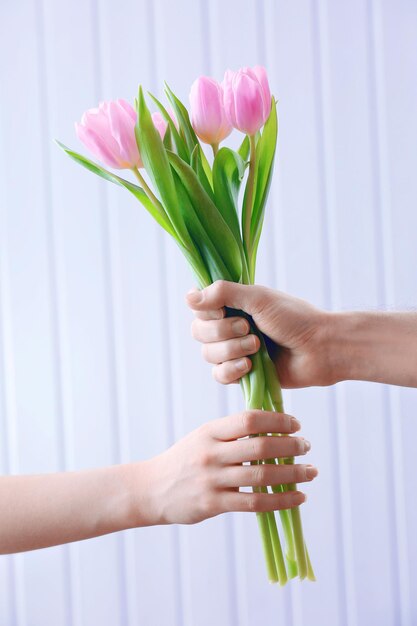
[0,1,416,625]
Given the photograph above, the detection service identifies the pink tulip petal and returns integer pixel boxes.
[222,69,238,130]
[108,101,140,167]
[75,122,122,169]
[233,73,264,135]
[151,111,168,140]
[252,65,271,122]
[118,98,137,122]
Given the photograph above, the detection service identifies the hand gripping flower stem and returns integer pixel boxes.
[260,339,315,581]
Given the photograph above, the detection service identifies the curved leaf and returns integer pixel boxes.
[164,82,199,155]
[167,151,242,282]
[190,145,215,202]
[212,147,245,244]
[55,141,178,240]
[249,98,278,278]
[172,170,232,283]
[136,86,189,247]
[148,92,189,162]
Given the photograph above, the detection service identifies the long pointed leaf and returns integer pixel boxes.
[172,170,232,282]
[190,145,215,202]
[55,141,179,240]
[135,86,190,247]
[148,92,190,162]
[212,147,245,245]
[167,151,242,282]
[249,98,278,278]
[164,82,199,155]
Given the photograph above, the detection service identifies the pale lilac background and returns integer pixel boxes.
[0,1,416,625]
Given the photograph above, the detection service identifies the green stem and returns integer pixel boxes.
[235,311,315,583]
[132,167,163,209]
[241,371,285,584]
[265,503,287,585]
[242,134,257,266]
[255,506,278,583]
[211,142,219,158]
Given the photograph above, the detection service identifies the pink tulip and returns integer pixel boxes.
[75,99,169,170]
[222,66,271,136]
[189,76,232,146]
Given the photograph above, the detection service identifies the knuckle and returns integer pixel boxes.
[241,410,257,434]
[212,324,223,342]
[212,365,225,384]
[255,436,270,459]
[246,494,258,512]
[198,448,214,468]
[190,319,200,340]
[201,343,210,362]
[213,280,226,298]
[253,464,268,485]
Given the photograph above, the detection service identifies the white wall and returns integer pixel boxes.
[0,1,416,625]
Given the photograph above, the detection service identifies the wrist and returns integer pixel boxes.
[123,458,165,529]
[323,311,361,384]
[323,310,405,385]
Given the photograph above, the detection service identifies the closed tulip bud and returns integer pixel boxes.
[223,66,271,136]
[189,76,232,147]
[75,99,168,170]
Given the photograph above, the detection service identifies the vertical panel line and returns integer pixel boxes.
[90,2,130,625]
[258,3,295,624]
[35,3,75,625]
[0,99,19,626]
[311,2,357,625]
[366,1,410,623]
[199,2,240,625]
[146,2,185,625]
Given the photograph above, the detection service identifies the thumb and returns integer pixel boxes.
[186,280,265,315]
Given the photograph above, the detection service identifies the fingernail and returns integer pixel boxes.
[306,465,318,479]
[187,289,203,304]
[291,417,301,431]
[241,335,256,350]
[304,439,311,452]
[232,320,248,336]
[235,358,248,372]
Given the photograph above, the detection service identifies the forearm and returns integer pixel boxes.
[326,311,417,387]
[0,461,156,554]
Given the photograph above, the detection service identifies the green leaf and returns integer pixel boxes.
[163,125,173,150]
[135,86,190,247]
[164,83,213,184]
[148,92,190,162]
[250,98,278,277]
[164,82,199,156]
[212,147,245,245]
[172,170,232,283]
[190,145,215,202]
[238,135,250,162]
[55,141,179,240]
[167,150,242,282]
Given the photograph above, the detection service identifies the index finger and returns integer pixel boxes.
[209,410,301,441]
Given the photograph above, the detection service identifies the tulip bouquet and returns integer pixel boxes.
[57,66,314,584]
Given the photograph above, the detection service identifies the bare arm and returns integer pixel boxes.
[328,311,417,387]
[187,281,417,389]
[0,410,315,554]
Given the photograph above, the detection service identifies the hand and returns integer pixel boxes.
[143,410,317,525]
[186,280,331,388]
